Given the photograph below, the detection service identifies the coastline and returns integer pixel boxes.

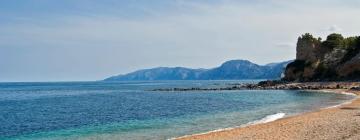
[176,89,360,140]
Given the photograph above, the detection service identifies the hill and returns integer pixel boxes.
[104,60,292,81]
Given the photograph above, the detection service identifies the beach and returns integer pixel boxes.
[177,89,360,140]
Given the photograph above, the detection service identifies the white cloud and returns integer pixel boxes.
[326,25,343,32]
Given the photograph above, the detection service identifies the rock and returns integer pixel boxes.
[337,53,360,79]
[296,33,323,63]
[350,86,360,90]
[323,48,347,67]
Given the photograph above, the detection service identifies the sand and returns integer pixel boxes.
[176,89,360,140]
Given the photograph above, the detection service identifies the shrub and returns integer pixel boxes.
[322,33,344,49]
[341,36,360,63]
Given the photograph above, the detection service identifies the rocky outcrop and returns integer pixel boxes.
[296,33,323,63]
[337,53,360,79]
[284,33,360,82]
[323,48,347,67]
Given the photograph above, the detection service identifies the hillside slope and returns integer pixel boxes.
[104,60,292,81]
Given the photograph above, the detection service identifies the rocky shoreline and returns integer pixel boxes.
[151,81,360,91]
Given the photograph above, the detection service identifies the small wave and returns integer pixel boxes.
[325,101,352,109]
[247,113,286,125]
[318,90,358,109]
[316,90,357,97]
[340,91,357,96]
[324,97,358,109]
[170,113,286,140]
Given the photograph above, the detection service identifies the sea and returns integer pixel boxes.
[0,80,355,140]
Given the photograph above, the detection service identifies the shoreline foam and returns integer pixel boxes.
[317,89,358,109]
[176,89,360,140]
[171,112,286,140]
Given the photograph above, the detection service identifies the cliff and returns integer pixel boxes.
[283,33,360,82]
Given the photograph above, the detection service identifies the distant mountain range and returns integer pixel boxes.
[104,60,293,81]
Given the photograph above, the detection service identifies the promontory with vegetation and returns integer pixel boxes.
[284,33,360,82]
[247,33,360,90]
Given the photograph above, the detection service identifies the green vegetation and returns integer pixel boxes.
[322,33,344,49]
[320,33,360,51]
[341,36,360,63]
[298,32,359,51]
[297,33,322,46]
[313,62,337,80]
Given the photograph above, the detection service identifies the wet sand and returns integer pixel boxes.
[177,89,360,140]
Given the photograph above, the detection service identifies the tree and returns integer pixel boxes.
[339,36,360,63]
[356,36,360,49]
[322,33,344,49]
[298,33,319,42]
[297,33,322,48]
[342,36,357,49]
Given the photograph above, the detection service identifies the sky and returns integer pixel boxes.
[1,0,360,82]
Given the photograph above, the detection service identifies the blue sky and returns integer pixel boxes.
[1,0,360,82]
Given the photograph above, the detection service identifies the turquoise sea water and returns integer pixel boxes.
[0,81,355,140]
